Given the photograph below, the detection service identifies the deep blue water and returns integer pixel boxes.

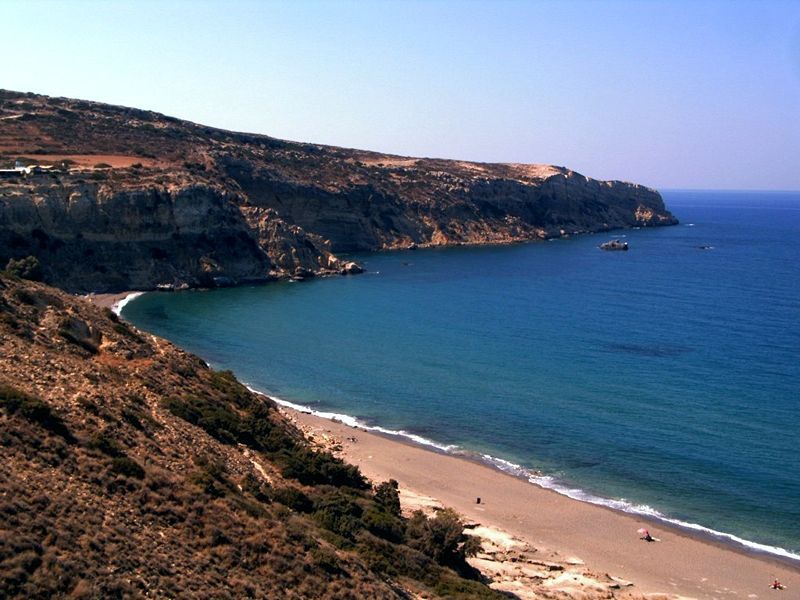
[123,190,800,559]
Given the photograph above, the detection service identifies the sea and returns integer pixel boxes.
[122,190,800,561]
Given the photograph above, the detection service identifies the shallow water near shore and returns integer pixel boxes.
[123,190,800,560]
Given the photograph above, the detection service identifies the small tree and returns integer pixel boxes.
[374,479,401,517]
[406,508,482,574]
[5,255,42,281]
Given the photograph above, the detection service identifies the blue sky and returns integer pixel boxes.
[2,0,799,190]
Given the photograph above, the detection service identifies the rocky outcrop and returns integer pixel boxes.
[599,239,629,251]
[0,177,271,291]
[0,90,677,292]
[239,206,357,279]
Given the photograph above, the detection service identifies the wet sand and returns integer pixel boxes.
[287,408,799,599]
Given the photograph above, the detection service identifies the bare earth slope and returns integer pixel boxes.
[0,90,676,292]
[0,273,527,599]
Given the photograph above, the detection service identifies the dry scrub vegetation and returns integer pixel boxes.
[0,273,508,599]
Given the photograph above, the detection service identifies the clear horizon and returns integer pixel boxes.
[2,0,799,191]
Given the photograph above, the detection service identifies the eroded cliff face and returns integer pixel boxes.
[0,177,269,291]
[0,90,677,292]
[219,154,674,253]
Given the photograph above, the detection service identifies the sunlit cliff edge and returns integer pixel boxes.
[0,90,676,292]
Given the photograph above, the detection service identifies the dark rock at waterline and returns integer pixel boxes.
[599,239,629,251]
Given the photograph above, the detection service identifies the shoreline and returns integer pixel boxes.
[267,393,800,568]
[83,290,144,314]
[115,292,800,593]
[282,404,799,599]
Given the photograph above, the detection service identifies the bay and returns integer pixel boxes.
[123,190,800,558]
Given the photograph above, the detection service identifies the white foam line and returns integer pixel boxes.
[244,382,800,563]
[113,291,145,315]
[244,385,457,453]
[484,456,800,564]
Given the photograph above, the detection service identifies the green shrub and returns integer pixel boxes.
[374,479,401,516]
[188,458,230,498]
[309,546,342,575]
[121,407,144,430]
[58,328,99,354]
[88,431,124,457]
[272,487,313,513]
[362,505,405,543]
[0,383,73,441]
[312,491,364,540]
[110,456,145,479]
[433,572,506,599]
[11,287,36,305]
[161,396,245,445]
[242,472,272,504]
[5,256,41,281]
[208,369,252,408]
[112,321,141,340]
[163,387,367,488]
[406,509,481,572]
[354,531,432,581]
[280,447,367,489]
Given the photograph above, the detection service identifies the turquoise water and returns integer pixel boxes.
[123,191,800,559]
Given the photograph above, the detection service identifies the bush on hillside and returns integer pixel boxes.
[162,388,368,489]
[406,508,482,575]
[110,456,145,479]
[0,383,73,441]
[4,256,41,281]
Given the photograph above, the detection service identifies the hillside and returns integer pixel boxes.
[0,272,523,599]
[0,90,676,293]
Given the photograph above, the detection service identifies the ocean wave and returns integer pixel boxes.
[245,385,457,453]
[113,291,146,316]
[479,456,800,563]
[245,383,799,564]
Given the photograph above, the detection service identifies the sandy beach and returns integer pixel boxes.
[285,407,799,599]
[84,291,142,312]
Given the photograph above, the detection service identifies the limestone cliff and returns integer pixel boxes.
[0,90,677,292]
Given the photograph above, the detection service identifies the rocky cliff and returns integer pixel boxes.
[0,90,677,292]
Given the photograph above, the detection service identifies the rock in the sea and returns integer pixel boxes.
[341,261,365,275]
[599,239,629,251]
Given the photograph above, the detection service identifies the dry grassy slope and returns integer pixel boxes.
[0,90,676,292]
[0,274,510,599]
